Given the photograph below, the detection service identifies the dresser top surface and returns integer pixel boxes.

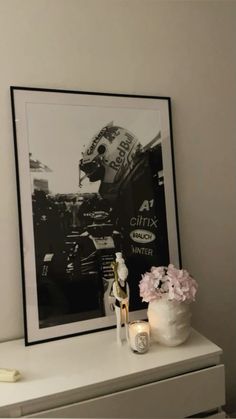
[0,329,222,409]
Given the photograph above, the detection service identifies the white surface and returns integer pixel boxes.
[29,365,225,418]
[0,329,222,415]
[0,0,235,413]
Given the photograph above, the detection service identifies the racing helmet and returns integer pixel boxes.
[79,122,140,185]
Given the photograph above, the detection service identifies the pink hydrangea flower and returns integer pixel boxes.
[167,264,198,302]
[139,272,157,303]
[139,264,198,303]
[151,266,165,280]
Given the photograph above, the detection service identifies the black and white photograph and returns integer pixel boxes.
[11,87,180,344]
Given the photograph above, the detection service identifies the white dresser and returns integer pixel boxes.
[0,329,225,418]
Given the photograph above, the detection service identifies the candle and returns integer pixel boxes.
[128,320,150,353]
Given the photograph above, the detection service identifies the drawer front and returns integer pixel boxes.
[27,365,225,418]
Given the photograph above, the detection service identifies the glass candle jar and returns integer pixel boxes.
[128,320,150,353]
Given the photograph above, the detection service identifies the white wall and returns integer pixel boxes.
[0,0,235,413]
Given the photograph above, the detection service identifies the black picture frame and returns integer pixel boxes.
[11,86,181,345]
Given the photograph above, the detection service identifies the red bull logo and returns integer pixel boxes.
[109,132,134,171]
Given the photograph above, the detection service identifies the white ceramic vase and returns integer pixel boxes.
[147,294,192,346]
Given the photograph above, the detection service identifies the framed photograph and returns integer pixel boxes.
[11,87,181,345]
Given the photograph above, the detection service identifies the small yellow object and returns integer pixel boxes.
[0,368,21,382]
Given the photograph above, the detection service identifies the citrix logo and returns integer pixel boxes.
[130,215,158,229]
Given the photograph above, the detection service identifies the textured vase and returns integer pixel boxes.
[147,295,192,346]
